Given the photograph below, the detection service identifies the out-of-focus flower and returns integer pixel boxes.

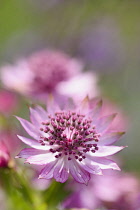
[78,19,125,73]
[0,50,99,102]
[0,141,11,167]
[0,90,18,115]
[96,172,140,210]
[61,180,99,210]
[62,172,140,210]
[57,72,98,102]
[16,96,125,184]
[0,130,20,168]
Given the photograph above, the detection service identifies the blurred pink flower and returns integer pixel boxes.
[16,97,125,184]
[95,173,140,210]
[0,50,99,102]
[0,130,19,168]
[0,90,18,114]
[62,172,140,210]
[0,140,10,167]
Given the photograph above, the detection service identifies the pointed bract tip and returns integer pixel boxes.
[97,99,103,107]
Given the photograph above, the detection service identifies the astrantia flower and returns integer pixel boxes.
[16,97,125,184]
[0,50,98,102]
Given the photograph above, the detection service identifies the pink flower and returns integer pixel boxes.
[95,173,140,210]
[16,97,125,184]
[0,90,18,114]
[0,130,19,168]
[0,50,98,102]
[62,172,140,210]
[0,140,11,167]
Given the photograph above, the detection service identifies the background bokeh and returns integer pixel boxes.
[0,0,140,174]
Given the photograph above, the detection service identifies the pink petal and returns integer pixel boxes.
[87,157,120,170]
[53,158,69,183]
[46,96,60,115]
[98,132,125,146]
[29,106,49,128]
[89,99,102,120]
[95,113,117,133]
[78,96,90,114]
[57,72,99,101]
[34,106,48,120]
[69,160,90,185]
[17,135,50,150]
[26,153,56,165]
[29,107,45,127]
[16,148,44,159]
[80,159,102,175]
[16,116,39,140]
[39,160,57,179]
[88,146,125,157]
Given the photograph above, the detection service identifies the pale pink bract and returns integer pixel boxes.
[16,97,125,184]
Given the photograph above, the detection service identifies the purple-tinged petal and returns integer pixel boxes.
[77,96,90,114]
[26,153,56,165]
[53,158,69,183]
[81,159,102,175]
[69,160,90,185]
[29,107,44,127]
[95,113,117,133]
[16,148,44,159]
[46,95,60,115]
[17,135,50,150]
[89,99,102,120]
[16,116,39,139]
[39,160,57,179]
[98,132,125,146]
[87,157,120,170]
[34,106,48,120]
[88,146,125,157]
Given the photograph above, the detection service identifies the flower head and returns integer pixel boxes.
[16,97,125,184]
[0,50,98,102]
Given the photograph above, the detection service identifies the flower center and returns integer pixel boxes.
[39,111,100,161]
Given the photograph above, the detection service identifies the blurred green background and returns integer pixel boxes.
[0,0,140,173]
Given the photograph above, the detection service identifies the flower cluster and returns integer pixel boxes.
[0,49,127,207]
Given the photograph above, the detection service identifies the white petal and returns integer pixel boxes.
[16,148,44,159]
[98,132,125,146]
[86,157,120,170]
[87,146,125,157]
[16,116,39,140]
[53,158,69,183]
[17,135,50,150]
[69,159,90,185]
[95,114,117,133]
[26,153,56,165]
[39,160,58,179]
